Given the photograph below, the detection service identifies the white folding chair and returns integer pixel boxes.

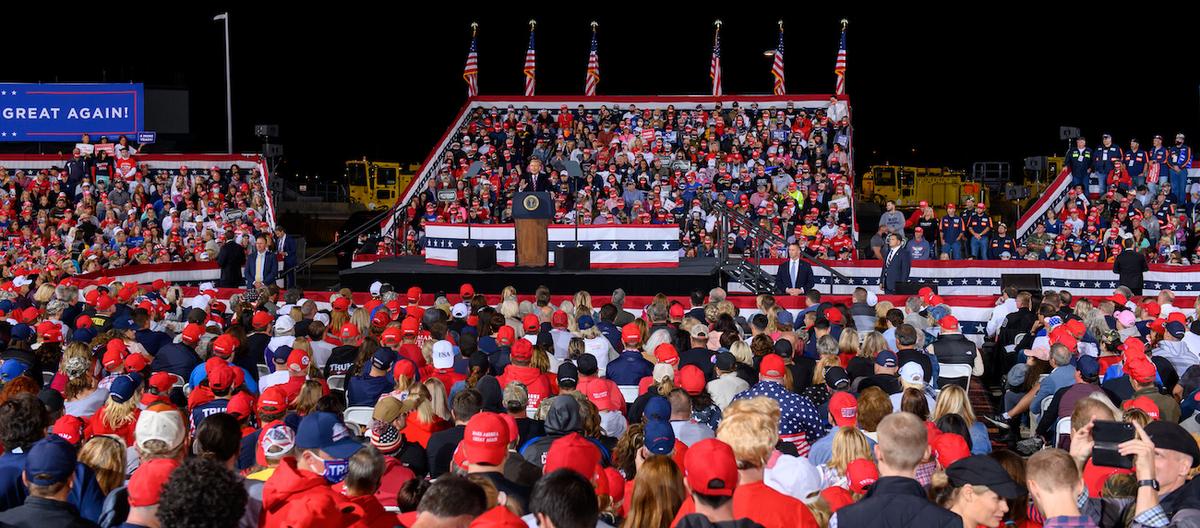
[257,364,270,379]
[343,406,375,435]
[1054,417,1072,448]
[937,363,973,392]
[618,385,639,403]
[327,375,346,392]
[1005,333,1026,354]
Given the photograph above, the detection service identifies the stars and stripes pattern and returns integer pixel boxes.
[422,224,680,267]
[524,28,537,97]
[834,28,848,96]
[463,34,479,97]
[733,381,827,457]
[710,28,723,96]
[772,28,786,95]
[585,30,600,96]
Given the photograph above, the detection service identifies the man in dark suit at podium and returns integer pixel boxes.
[776,243,815,296]
[522,159,554,192]
[880,233,912,294]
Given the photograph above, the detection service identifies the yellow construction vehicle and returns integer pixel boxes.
[859,165,980,210]
[345,159,420,210]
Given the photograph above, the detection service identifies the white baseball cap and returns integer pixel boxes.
[764,451,822,502]
[431,340,455,369]
[451,303,469,319]
[12,276,31,288]
[370,281,383,296]
[274,315,295,333]
[899,362,925,386]
[135,408,185,452]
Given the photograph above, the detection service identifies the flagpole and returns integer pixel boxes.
[713,20,722,97]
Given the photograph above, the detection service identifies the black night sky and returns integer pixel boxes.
[4,7,1199,180]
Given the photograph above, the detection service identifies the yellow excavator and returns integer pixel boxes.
[345,158,420,210]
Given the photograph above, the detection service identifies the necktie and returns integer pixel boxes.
[887,248,895,267]
[791,260,798,288]
[256,252,264,283]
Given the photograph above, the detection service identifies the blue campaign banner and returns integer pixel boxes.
[0,83,144,142]
[137,131,156,144]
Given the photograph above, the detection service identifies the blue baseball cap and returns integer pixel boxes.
[644,396,670,422]
[644,420,676,455]
[71,327,97,344]
[0,300,12,313]
[24,435,76,486]
[113,317,136,331]
[0,359,30,383]
[577,315,595,331]
[272,345,292,363]
[776,310,794,327]
[109,372,143,404]
[371,348,398,371]
[296,411,363,459]
[10,324,33,342]
[1076,355,1099,379]
[875,350,898,368]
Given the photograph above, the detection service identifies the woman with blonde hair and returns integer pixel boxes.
[403,382,450,448]
[716,397,819,526]
[837,327,860,368]
[85,373,142,446]
[623,456,685,528]
[77,435,128,494]
[933,385,991,454]
[849,331,889,379]
[61,342,107,418]
[810,335,841,387]
[349,308,371,339]
[572,290,593,316]
[500,285,517,302]
[818,426,872,488]
[292,380,325,416]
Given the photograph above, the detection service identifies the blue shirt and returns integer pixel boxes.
[733,381,828,448]
[346,373,395,407]
[606,351,654,386]
[190,399,230,431]
[807,426,877,467]
[1033,365,1076,414]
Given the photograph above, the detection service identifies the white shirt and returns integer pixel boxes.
[788,259,801,288]
[258,370,290,392]
[310,339,335,369]
[987,298,1018,338]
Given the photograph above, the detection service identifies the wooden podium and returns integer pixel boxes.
[513,192,553,267]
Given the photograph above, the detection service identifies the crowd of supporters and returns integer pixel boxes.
[0,273,1195,527]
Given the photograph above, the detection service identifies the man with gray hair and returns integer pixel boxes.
[611,288,635,326]
[903,296,929,332]
[1030,344,1076,420]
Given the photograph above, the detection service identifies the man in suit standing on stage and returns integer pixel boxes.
[880,233,912,294]
[1113,237,1149,295]
[245,235,279,291]
[275,225,298,288]
[216,234,246,288]
[776,242,815,296]
[523,159,552,193]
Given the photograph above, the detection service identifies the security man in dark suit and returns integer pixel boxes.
[1113,237,1149,295]
[880,233,912,295]
[776,242,815,296]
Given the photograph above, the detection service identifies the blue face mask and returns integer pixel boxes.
[320,458,349,484]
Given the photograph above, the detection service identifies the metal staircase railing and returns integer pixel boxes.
[709,201,850,294]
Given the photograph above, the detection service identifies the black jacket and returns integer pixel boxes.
[426,424,465,478]
[0,496,99,528]
[775,258,815,294]
[833,476,963,528]
[997,308,1036,349]
[216,241,247,288]
[676,514,765,528]
[1113,249,1149,294]
[149,342,201,379]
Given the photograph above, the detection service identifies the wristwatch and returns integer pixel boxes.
[1138,479,1160,491]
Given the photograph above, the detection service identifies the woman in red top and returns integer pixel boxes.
[401,383,451,448]
[85,373,142,446]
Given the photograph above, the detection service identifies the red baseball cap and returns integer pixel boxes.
[339,323,360,340]
[286,348,310,372]
[760,354,786,378]
[208,364,236,392]
[371,311,391,330]
[824,308,844,325]
[75,315,93,329]
[939,315,959,331]
[212,334,239,358]
[551,311,569,328]
[380,327,403,346]
[459,283,475,299]
[523,314,541,333]
[669,304,685,319]
[1122,396,1161,420]
[684,439,738,497]
[96,294,115,311]
[252,311,273,330]
[621,323,641,345]
[226,394,253,421]
[331,297,350,311]
[258,386,288,415]
[127,459,181,507]
[463,412,509,466]
[406,286,422,303]
[181,323,204,345]
[846,458,879,494]
[932,432,970,468]
[1125,356,1157,384]
[471,506,526,528]
[821,486,854,513]
[124,353,148,373]
[676,365,706,396]
[1109,293,1128,306]
[544,432,601,479]
[511,340,533,362]
[496,325,515,346]
[148,371,174,393]
[828,391,858,427]
[1142,302,1162,317]
[653,343,679,367]
[36,321,62,343]
[53,415,86,446]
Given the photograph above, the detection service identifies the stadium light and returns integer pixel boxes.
[214,12,233,154]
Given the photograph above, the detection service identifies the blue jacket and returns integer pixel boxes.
[597,321,622,352]
[244,250,278,288]
[606,350,653,386]
[1092,145,1122,174]
[1124,148,1148,177]
[1068,147,1092,177]
[0,450,105,523]
[134,328,172,356]
[1169,145,1193,169]
[278,234,298,266]
[880,246,912,294]
[939,215,964,243]
[346,373,395,407]
[190,398,230,431]
[149,342,201,379]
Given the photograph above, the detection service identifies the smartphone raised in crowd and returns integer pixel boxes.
[1091,420,1135,469]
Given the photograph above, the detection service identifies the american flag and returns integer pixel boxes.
[834,28,848,96]
[710,27,722,96]
[585,30,600,96]
[463,32,479,97]
[524,27,536,97]
[772,28,786,95]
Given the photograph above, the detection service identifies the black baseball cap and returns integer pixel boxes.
[715,352,736,372]
[773,339,793,359]
[576,354,598,376]
[825,366,850,391]
[946,455,1027,498]
[557,363,579,388]
[1146,421,1200,467]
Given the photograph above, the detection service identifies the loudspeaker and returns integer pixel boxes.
[555,248,591,270]
[1001,273,1042,294]
[893,281,936,295]
[457,247,496,270]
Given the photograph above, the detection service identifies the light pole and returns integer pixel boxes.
[214,12,232,154]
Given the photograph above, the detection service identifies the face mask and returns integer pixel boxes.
[318,456,349,484]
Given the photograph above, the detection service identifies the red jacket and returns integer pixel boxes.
[85,405,140,446]
[427,369,466,397]
[576,375,625,413]
[497,364,555,414]
[345,493,400,528]
[337,456,414,509]
[262,458,362,527]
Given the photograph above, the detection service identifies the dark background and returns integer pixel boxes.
[4,7,1198,180]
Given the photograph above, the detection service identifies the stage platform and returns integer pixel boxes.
[341,257,722,296]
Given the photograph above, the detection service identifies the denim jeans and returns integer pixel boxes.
[970,236,989,260]
[944,239,963,259]
[1170,167,1189,203]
